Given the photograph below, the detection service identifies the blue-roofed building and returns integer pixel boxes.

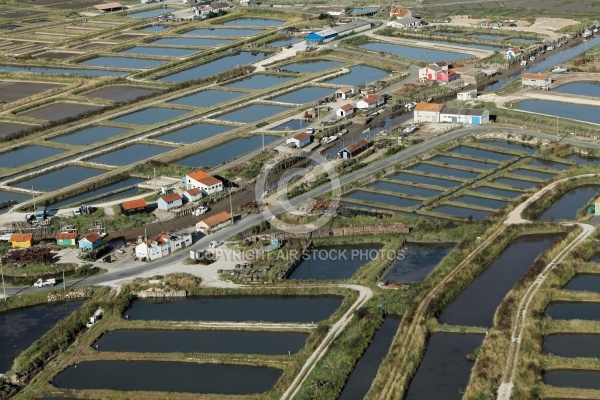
[306,29,338,43]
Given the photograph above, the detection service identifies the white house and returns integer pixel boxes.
[413,103,443,123]
[286,132,311,148]
[157,193,183,211]
[183,188,203,203]
[239,0,256,6]
[505,47,522,60]
[387,17,421,29]
[135,232,192,261]
[336,103,354,117]
[335,86,357,100]
[327,7,345,16]
[196,211,232,235]
[457,89,478,100]
[390,6,412,19]
[356,94,384,109]
[521,73,552,88]
[439,108,489,125]
[183,170,223,195]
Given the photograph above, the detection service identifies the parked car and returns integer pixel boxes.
[193,206,209,216]
[34,278,56,288]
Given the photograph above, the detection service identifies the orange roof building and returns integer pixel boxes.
[11,233,32,248]
[522,73,552,88]
[390,6,411,18]
[93,2,123,11]
[413,103,444,123]
[120,198,147,215]
[184,170,223,195]
[196,211,233,234]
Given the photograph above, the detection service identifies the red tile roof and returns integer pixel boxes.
[161,193,182,203]
[186,188,202,196]
[121,198,147,211]
[188,170,221,187]
[84,232,101,243]
[340,104,353,111]
[199,211,232,228]
[414,103,443,112]
[362,94,381,104]
[390,6,409,17]
[293,132,310,141]
[11,233,32,242]
[343,138,368,154]
[522,73,550,80]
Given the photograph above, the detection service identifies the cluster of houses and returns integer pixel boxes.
[387,7,422,29]
[413,103,490,125]
[8,231,104,251]
[418,61,457,83]
[119,169,223,214]
[135,231,192,261]
[191,1,233,18]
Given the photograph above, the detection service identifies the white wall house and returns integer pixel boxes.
[196,211,232,235]
[505,47,522,60]
[457,89,477,100]
[413,103,443,123]
[521,73,552,88]
[335,86,357,100]
[439,108,489,125]
[387,17,421,29]
[356,94,384,109]
[336,104,354,117]
[135,232,192,261]
[183,188,203,203]
[183,170,223,195]
[286,132,311,148]
[157,193,183,211]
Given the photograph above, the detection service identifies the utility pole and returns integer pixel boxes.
[1,254,6,301]
[229,184,234,224]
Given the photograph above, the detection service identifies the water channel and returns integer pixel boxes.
[383,243,454,283]
[517,100,600,125]
[564,274,600,292]
[538,185,599,220]
[543,334,600,358]
[543,370,600,390]
[86,144,170,166]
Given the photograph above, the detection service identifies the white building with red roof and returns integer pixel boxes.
[183,170,223,195]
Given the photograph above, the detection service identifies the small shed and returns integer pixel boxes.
[336,104,354,117]
[196,211,232,235]
[11,233,32,248]
[120,198,147,215]
[338,138,368,159]
[335,87,356,100]
[79,232,102,251]
[457,89,477,100]
[521,73,552,88]
[93,2,123,12]
[183,188,203,203]
[157,193,183,211]
[56,232,77,246]
[286,132,311,148]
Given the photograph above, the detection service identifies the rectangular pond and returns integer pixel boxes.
[361,42,472,62]
[50,126,130,146]
[471,186,524,199]
[226,74,294,90]
[527,157,571,171]
[280,60,342,73]
[175,135,277,167]
[87,144,170,166]
[289,243,382,280]
[184,28,264,37]
[51,177,145,208]
[0,189,30,205]
[169,89,243,108]
[383,243,454,283]
[544,334,600,358]
[128,8,173,18]
[111,107,188,125]
[0,122,34,138]
[272,86,334,104]
[217,104,291,123]
[432,204,491,220]
[345,190,422,209]
[366,181,443,198]
[439,235,560,327]
[511,168,556,180]
[19,102,102,122]
[452,145,515,162]
[543,370,600,390]
[81,85,160,102]
[125,296,342,322]
[553,82,600,97]
[432,155,498,171]
[120,46,199,58]
[12,166,105,191]
[0,145,64,168]
[269,119,310,131]
[544,302,600,321]
[409,163,480,180]
[538,185,600,221]
[405,333,484,400]
[389,172,460,189]
[161,52,268,83]
[223,18,283,27]
[339,317,401,399]
[567,154,600,166]
[155,123,232,144]
[93,329,308,355]
[564,274,600,292]
[53,360,281,394]
[494,177,538,190]
[82,56,165,69]
[454,195,508,210]
[325,65,389,86]
[0,301,83,373]
[481,140,537,154]
[151,37,233,47]
[517,100,600,124]
[0,64,126,77]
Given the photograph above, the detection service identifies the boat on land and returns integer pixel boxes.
[403,124,417,134]
[322,136,337,144]
[405,101,417,110]
[551,66,568,73]
[582,29,592,38]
